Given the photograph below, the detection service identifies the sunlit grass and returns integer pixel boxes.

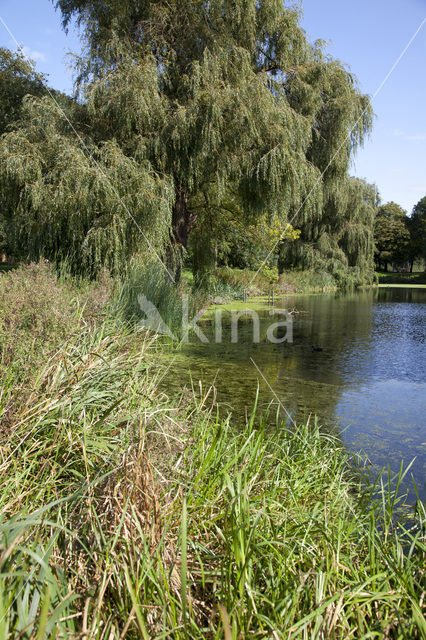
[215,266,338,297]
[377,271,426,285]
[0,263,424,638]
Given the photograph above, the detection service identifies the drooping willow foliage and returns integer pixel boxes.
[0,97,173,274]
[279,177,379,286]
[76,35,325,278]
[0,0,374,279]
[276,43,378,286]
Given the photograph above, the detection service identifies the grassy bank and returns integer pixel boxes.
[377,271,426,285]
[197,267,338,303]
[379,284,426,289]
[0,264,425,638]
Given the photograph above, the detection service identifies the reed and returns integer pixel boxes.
[0,264,424,638]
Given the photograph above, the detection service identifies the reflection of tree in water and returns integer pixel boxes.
[376,287,425,304]
[165,291,377,428]
[262,290,376,427]
[162,288,425,496]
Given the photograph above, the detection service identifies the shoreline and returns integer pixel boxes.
[0,263,425,638]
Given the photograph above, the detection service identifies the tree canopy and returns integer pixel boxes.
[407,196,426,269]
[0,47,46,135]
[374,202,410,271]
[279,176,378,285]
[0,1,373,280]
[0,48,71,257]
[0,95,173,272]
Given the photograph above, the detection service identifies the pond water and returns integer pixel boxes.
[164,287,426,498]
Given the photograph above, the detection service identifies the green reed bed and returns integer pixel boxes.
[0,264,424,638]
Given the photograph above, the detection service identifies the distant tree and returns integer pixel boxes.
[407,196,426,271]
[374,202,410,272]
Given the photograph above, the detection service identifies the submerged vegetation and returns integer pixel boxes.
[0,263,425,638]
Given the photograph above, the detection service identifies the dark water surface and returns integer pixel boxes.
[164,287,426,496]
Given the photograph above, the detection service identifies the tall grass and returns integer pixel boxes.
[0,261,113,432]
[0,264,424,638]
[112,258,205,338]
[0,316,185,638]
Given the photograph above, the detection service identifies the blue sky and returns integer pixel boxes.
[0,0,425,214]
[301,0,426,214]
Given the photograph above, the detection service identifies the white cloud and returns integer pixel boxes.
[405,134,426,142]
[20,46,46,63]
[392,128,426,142]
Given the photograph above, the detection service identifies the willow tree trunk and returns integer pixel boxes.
[166,188,196,282]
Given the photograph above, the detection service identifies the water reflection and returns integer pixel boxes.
[163,287,426,496]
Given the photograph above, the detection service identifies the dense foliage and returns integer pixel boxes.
[374,201,410,272]
[0,49,47,255]
[372,198,426,273]
[0,47,46,135]
[0,95,173,273]
[407,196,426,269]
[0,0,375,281]
[279,177,379,286]
[2,2,422,282]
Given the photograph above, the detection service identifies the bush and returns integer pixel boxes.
[0,262,77,383]
[0,261,113,393]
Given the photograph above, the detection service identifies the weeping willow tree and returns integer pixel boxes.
[0,1,373,278]
[276,43,377,286]
[279,177,379,285]
[0,96,173,273]
[48,0,371,279]
[0,48,46,136]
[0,48,72,261]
